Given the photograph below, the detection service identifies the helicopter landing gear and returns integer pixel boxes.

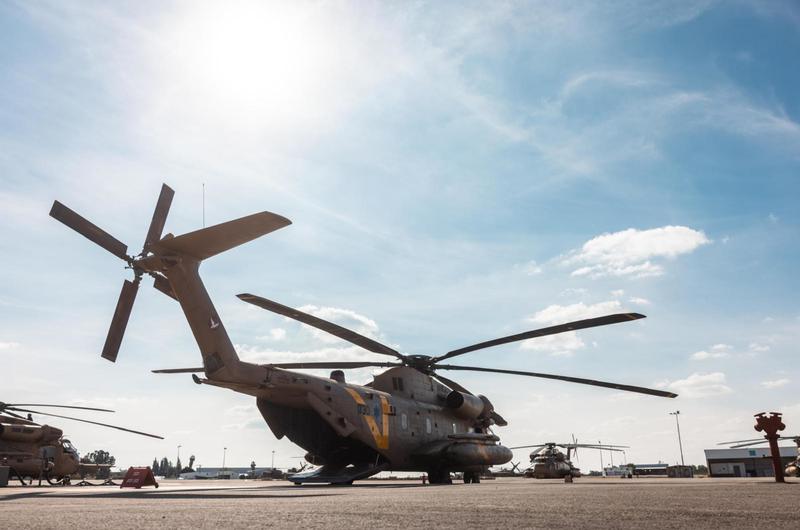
[462,471,481,484]
[427,469,452,484]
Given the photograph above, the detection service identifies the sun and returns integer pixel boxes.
[160,1,340,130]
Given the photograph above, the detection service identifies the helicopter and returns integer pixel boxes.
[509,439,627,479]
[490,461,523,477]
[49,183,677,485]
[718,435,800,478]
[0,401,162,484]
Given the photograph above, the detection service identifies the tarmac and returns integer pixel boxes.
[1,477,798,529]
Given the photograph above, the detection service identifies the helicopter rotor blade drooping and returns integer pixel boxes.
[235,293,676,400]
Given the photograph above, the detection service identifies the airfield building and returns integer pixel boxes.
[704,447,796,477]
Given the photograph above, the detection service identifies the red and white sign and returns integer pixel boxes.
[120,466,159,489]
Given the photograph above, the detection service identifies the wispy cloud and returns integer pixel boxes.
[761,378,789,389]
[690,343,732,361]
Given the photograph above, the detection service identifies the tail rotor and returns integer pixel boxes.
[50,184,175,362]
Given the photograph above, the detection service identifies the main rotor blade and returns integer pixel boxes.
[431,373,473,395]
[143,184,174,252]
[730,441,769,448]
[7,408,163,439]
[509,444,547,451]
[434,313,645,363]
[433,363,677,398]
[560,444,627,452]
[49,201,129,260]
[237,293,405,360]
[717,438,763,445]
[102,279,139,362]
[264,361,401,370]
[6,404,114,413]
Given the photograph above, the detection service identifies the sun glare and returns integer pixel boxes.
[162,2,341,130]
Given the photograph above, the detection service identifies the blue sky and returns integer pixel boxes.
[1,0,799,474]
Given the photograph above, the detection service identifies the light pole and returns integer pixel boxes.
[271,450,275,470]
[670,411,685,466]
[222,447,227,471]
[598,440,605,477]
[177,445,182,467]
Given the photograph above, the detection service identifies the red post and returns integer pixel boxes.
[754,412,785,483]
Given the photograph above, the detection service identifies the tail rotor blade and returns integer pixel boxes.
[102,279,139,362]
[143,184,174,251]
[50,201,129,260]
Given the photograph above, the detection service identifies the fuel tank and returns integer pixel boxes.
[412,433,513,468]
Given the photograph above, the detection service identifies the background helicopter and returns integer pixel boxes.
[511,439,627,479]
[718,435,800,477]
[50,183,676,485]
[490,461,523,477]
[0,401,162,485]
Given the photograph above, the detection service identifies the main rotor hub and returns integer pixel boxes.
[405,355,434,372]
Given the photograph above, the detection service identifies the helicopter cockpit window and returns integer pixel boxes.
[62,440,75,453]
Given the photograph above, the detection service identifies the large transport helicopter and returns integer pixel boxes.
[0,401,162,484]
[50,184,677,485]
[510,441,627,479]
[718,436,800,477]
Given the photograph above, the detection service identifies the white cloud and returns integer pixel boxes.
[761,378,789,389]
[562,226,710,278]
[628,297,651,306]
[748,342,770,353]
[560,288,588,297]
[269,328,286,340]
[656,372,732,398]
[611,289,625,297]
[690,343,731,360]
[0,341,20,350]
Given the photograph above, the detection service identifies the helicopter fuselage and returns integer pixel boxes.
[0,418,80,480]
[201,363,512,476]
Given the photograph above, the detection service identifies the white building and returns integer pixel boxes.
[704,447,796,477]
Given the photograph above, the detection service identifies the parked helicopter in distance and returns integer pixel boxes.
[719,435,800,477]
[0,401,162,484]
[50,183,677,485]
[510,440,627,479]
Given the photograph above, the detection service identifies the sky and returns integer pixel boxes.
[1,0,799,475]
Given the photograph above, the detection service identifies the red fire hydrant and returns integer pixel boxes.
[754,412,786,483]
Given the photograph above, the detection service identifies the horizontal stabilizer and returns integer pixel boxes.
[155,211,291,260]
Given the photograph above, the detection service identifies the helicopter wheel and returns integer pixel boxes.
[463,472,481,484]
[427,469,445,484]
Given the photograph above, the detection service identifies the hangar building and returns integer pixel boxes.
[704,447,796,477]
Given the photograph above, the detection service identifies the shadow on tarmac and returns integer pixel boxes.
[0,481,433,502]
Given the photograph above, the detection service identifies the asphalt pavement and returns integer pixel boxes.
[1,477,797,529]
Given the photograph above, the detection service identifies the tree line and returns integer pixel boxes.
[150,454,196,477]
